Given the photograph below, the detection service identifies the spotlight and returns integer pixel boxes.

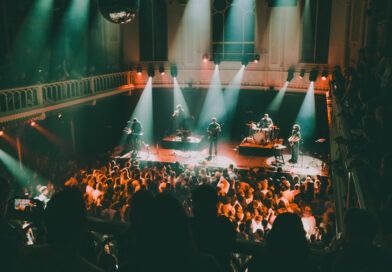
[309,68,319,82]
[254,54,260,63]
[202,53,209,63]
[213,54,221,66]
[137,65,142,76]
[299,68,305,79]
[0,130,3,136]
[241,55,249,67]
[30,121,36,127]
[159,65,165,76]
[286,66,295,82]
[321,69,329,80]
[170,64,178,78]
[147,64,155,78]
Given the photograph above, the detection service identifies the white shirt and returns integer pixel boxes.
[301,216,316,239]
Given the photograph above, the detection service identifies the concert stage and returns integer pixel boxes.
[238,140,284,156]
[114,142,328,177]
[161,134,204,150]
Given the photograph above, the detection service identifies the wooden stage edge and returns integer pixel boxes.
[113,141,328,177]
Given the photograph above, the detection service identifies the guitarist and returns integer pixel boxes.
[207,117,221,159]
[124,118,143,151]
[288,124,301,163]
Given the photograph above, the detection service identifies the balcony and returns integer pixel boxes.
[0,72,133,123]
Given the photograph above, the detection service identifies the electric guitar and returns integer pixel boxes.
[288,135,300,147]
[208,123,223,139]
[123,127,144,136]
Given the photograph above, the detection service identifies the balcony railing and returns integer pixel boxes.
[0,72,130,117]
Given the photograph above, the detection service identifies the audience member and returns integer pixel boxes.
[0,176,24,272]
[191,185,236,271]
[331,208,391,272]
[17,187,103,272]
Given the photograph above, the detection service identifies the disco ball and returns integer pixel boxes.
[98,0,140,24]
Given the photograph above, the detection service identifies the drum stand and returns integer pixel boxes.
[272,144,286,166]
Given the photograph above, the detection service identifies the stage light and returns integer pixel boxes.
[0,130,3,136]
[296,82,316,141]
[213,55,221,66]
[309,68,319,82]
[147,64,155,78]
[197,65,225,132]
[137,65,142,75]
[299,68,305,79]
[171,64,178,78]
[159,65,165,76]
[203,53,209,63]
[321,69,329,80]
[254,54,260,63]
[0,149,48,186]
[286,66,295,82]
[241,55,249,67]
[30,121,36,127]
[267,81,289,113]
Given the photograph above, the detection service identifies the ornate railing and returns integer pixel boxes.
[0,72,129,116]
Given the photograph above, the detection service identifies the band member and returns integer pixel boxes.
[258,113,273,129]
[207,117,221,158]
[172,104,187,131]
[125,118,143,151]
[288,124,301,163]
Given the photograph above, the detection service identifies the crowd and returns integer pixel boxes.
[1,158,391,272]
[331,47,392,207]
[62,159,336,246]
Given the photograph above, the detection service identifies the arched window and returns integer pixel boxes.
[212,0,256,61]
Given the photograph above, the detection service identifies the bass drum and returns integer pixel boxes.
[253,131,266,145]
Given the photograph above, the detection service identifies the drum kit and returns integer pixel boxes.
[244,121,280,145]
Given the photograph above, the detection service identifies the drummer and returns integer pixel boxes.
[258,113,273,129]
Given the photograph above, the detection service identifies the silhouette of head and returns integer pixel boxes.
[266,212,309,259]
[44,187,87,245]
[129,190,154,228]
[192,185,218,218]
[152,194,195,270]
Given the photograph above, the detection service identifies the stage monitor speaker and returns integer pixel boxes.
[268,0,298,7]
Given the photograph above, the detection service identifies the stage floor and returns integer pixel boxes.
[114,141,328,177]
